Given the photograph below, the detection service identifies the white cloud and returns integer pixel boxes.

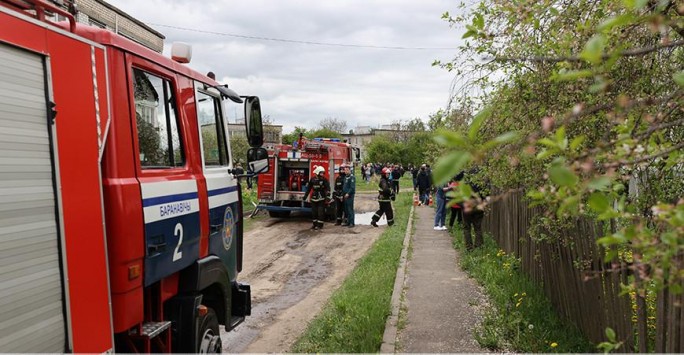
[105,0,466,133]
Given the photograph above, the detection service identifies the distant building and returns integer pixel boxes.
[227,123,283,145]
[48,0,165,52]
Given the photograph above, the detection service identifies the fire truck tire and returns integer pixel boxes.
[197,308,222,353]
[268,210,290,218]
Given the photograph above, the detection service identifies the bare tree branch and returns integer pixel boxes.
[604,142,684,169]
[492,39,684,64]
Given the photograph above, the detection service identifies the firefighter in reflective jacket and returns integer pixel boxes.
[371,167,394,227]
[333,166,346,225]
[304,165,331,230]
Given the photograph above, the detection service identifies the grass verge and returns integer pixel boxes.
[291,193,412,353]
[449,227,595,353]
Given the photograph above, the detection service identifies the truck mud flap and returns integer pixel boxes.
[232,282,251,317]
[227,282,250,331]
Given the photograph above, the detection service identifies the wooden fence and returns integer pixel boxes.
[483,190,683,352]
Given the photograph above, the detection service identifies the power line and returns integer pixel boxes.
[149,23,457,50]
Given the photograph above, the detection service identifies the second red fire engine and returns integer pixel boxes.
[255,135,359,218]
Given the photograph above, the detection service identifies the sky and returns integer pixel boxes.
[105,0,467,133]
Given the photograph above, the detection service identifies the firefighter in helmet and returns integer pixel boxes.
[304,165,330,230]
[333,165,346,225]
[371,167,395,227]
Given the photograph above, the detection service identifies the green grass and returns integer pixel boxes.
[449,227,595,353]
[240,188,267,232]
[291,193,413,353]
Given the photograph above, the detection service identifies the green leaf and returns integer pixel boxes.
[554,69,594,81]
[661,232,677,246]
[468,107,491,141]
[587,177,612,191]
[537,138,558,148]
[549,165,578,186]
[536,149,556,160]
[433,151,472,186]
[570,135,586,150]
[674,71,684,87]
[604,248,618,262]
[458,183,473,198]
[558,195,580,217]
[555,126,567,150]
[527,190,546,200]
[492,131,520,144]
[598,14,634,32]
[589,80,609,93]
[588,192,611,213]
[483,131,520,149]
[434,130,468,148]
[598,235,622,247]
[462,29,477,39]
[623,0,648,9]
[473,13,484,29]
[605,327,616,342]
[580,34,607,64]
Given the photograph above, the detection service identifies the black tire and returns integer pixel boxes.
[268,210,291,218]
[197,308,221,353]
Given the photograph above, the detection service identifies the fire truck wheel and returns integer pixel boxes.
[197,308,221,353]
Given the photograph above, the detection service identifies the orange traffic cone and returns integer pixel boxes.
[428,195,433,206]
[413,193,419,206]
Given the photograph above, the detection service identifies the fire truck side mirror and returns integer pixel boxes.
[247,147,269,174]
[243,96,264,148]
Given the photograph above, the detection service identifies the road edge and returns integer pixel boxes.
[380,203,415,353]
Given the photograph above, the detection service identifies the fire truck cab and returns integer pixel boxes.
[256,136,359,218]
[0,0,268,352]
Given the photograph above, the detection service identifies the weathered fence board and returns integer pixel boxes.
[483,190,682,352]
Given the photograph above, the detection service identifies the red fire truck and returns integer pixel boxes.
[255,136,359,218]
[0,0,269,352]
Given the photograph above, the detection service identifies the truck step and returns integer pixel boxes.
[140,321,172,338]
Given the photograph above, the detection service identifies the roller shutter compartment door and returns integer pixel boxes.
[0,43,66,352]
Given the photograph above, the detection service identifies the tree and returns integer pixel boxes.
[282,126,309,146]
[404,118,427,132]
[229,134,249,165]
[364,135,398,164]
[309,128,342,139]
[433,0,684,298]
[363,131,438,166]
[318,117,347,133]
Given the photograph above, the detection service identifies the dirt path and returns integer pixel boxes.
[221,193,384,352]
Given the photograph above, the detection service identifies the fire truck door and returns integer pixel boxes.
[131,67,200,286]
[195,84,238,277]
[0,43,66,352]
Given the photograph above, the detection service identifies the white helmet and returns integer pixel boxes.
[314,166,325,175]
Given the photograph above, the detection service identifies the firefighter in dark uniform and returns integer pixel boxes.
[341,164,356,227]
[304,165,330,230]
[371,167,394,227]
[333,166,346,225]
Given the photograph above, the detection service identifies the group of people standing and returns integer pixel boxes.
[432,169,487,251]
[302,161,486,252]
[303,163,396,230]
[303,164,356,230]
